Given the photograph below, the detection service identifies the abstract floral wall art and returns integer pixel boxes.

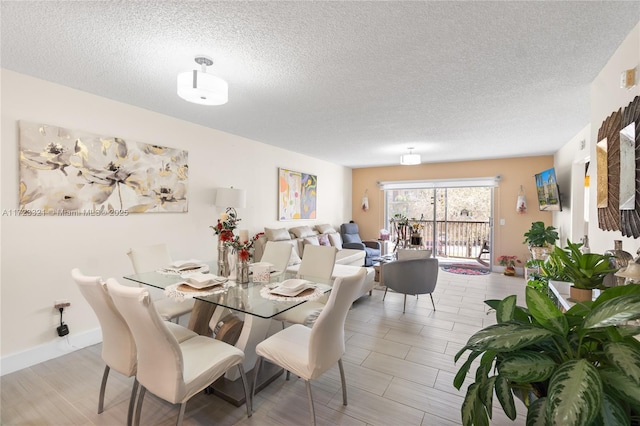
[19,121,188,213]
[278,168,317,220]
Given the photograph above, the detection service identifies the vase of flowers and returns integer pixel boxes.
[210,208,241,277]
[497,255,520,276]
[227,232,262,284]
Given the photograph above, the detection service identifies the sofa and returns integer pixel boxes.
[253,224,374,299]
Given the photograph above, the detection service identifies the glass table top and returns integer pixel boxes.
[123,262,332,319]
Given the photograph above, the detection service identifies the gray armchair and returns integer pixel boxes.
[340,222,381,266]
[382,258,439,313]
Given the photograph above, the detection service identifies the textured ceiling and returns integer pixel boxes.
[1,1,639,168]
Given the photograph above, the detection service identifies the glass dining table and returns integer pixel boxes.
[123,262,332,406]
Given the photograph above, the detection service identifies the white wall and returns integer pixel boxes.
[587,22,640,255]
[0,69,352,373]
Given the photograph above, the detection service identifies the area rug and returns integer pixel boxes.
[440,264,490,275]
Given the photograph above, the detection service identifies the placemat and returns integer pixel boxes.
[164,281,226,301]
[259,285,323,302]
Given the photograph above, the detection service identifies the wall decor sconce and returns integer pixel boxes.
[361,189,369,212]
[517,185,527,214]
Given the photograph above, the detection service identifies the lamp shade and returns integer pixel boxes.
[215,187,246,208]
[177,70,228,106]
[400,153,421,165]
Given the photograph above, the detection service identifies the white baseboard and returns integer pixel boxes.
[1,327,102,376]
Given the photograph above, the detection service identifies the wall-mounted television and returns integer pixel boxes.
[535,167,562,211]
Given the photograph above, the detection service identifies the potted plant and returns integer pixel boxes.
[454,284,640,425]
[497,255,520,276]
[552,240,616,302]
[540,249,573,294]
[523,221,559,260]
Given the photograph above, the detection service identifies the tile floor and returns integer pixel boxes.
[1,269,528,425]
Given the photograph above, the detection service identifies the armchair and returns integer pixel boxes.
[340,222,380,267]
[382,258,439,313]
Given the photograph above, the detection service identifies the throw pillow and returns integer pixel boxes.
[318,234,331,246]
[289,225,316,238]
[315,224,337,234]
[285,240,302,265]
[303,236,319,247]
[264,227,291,241]
[328,232,343,249]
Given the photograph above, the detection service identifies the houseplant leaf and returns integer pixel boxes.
[595,392,631,426]
[497,351,556,383]
[454,350,482,390]
[592,283,640,308]
[545,359,602,425]
[583,295,640,328]
[462,383,482,426]
[478,376,496,418]
[495,374,516,420]
[525,397,546,426]
[467,323,554,352]
[604,342,640,385]
[600,366,640,406]
[525,287,568,336]
[496,295,516,323]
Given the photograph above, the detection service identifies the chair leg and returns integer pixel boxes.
[98,365,110,414]
[383,287,388,300]
[338,359,347,406]
[251,357,262,407]
[127,378,139,426]
[286,370,291,381]
[176,402,187,426]
[305,380,316,426]
[134,386,146,426]
[403,294,407,313]
[430,293,436,311]
[237,364,252,417]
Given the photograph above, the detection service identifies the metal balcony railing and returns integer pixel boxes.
[389,219,491,259]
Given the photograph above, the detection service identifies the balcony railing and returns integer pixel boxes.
[389,219,491,259]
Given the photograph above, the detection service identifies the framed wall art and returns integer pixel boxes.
[19,121,188,214]
[278,168,317,220]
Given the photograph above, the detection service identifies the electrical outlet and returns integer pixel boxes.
[54,300,70,310]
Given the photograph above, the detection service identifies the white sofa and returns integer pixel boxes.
[253,224,374,299]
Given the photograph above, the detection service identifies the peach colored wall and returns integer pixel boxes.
[351,156,554,266]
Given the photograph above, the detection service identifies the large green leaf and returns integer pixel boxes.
[454,345,471,363]
[495,374,516,420]
[525,286,568,336]
[496,295,517,324]
[497,351,557,383]
[600,367,640,406]
[583,295,640,329]
[461,384,479,426]
[545,359,602,425]
[484,299,502,310]
[525,397,546,426]
[479,376,496,418]
[604,342,640,385]
[592,283,640,308]
[454,350,482,390]
[595,393,630,426]
[467,323,554,352]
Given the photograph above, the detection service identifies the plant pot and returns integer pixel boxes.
[530,246,552,260]
[504,267,516,276]
[569,286,592,302]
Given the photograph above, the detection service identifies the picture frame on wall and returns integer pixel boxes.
[278,168,317,220]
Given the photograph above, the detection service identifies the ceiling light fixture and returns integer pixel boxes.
[400,148,421,165]
[177,56,228,105]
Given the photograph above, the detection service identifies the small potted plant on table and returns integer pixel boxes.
[497,255,520,276]
[551,240,615,302]
[523,221,559,260]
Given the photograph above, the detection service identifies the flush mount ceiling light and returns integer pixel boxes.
[177,56,228,105]
[400,148,421,165]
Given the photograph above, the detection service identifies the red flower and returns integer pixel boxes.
[238,249,250,261]
[220,230,234,242]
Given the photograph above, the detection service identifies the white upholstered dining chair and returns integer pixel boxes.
[72,269,197,426]
[106,278,251,426]
[127,243,195,322]
[252,268,366,426]
[259,240,293,279]
[272,245,337,326]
